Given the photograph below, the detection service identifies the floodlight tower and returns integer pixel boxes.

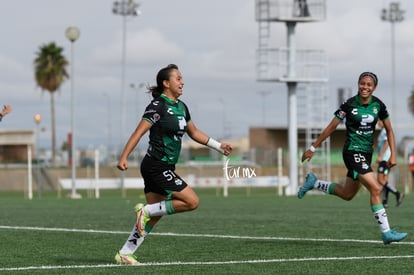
[112,0,141,150]
[255,0,328,195]
[65,26,81,199]
[112,0,141,197]
[381,2,404,124]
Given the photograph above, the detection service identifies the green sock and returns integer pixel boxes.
[166,199,175,214]
[328,183,336,195]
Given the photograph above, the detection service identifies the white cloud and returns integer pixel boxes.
[1,0,414,149]
[91,28,185,66]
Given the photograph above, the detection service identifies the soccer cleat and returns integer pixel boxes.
[382,229,408,245]
[396,192,404,207]
[134,203,150,237]
[298,173,317,199]
[115,253,140,265]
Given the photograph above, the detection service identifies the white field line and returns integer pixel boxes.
[0,225,413,271]
[1,225,413,245]
[1,256,414,271]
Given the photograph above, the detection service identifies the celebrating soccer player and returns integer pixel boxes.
[298,72,407,245]
[115,64,232,265]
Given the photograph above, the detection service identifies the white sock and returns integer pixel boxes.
[119,225,145,255]
[314,180,332,194]
[144,201,168,216]
[373,208,391,233]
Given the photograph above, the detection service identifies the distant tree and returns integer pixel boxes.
[34,42,69,165]
[409,87,414,117]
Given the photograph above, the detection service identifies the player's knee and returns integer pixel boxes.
[186,196,199,211]
[372,185,383,196]
[341,192,355,201]
[185,196,200,211]
[337,187,357,201]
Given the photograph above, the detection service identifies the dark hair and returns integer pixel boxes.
[358,72,378,86]
[149,64,179,98]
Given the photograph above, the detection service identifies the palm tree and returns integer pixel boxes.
[409,87,414,117]
[34,42,69,166]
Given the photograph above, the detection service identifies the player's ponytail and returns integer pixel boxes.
[149,64,179,99]
[148,85,163,99]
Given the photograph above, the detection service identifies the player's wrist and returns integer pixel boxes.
[207,137,224,154]
[309,145,316,153]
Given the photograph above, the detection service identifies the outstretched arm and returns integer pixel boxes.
[376,139,389,163]
[186,121,232,156]
[382,119,397,168]
[301,117,340,162]
[117,119,152,171]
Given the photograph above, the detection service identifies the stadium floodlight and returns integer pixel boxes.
[65,26,81,199]
[381,2,404,124]
[112,0,141,198]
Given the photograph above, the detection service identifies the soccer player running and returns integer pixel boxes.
[298,72,407,245]
[376,119,404,208]
[115,64,232,264]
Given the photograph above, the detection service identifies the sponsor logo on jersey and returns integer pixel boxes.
[178,116,187,130]
[144,109,157,114]
[360,114,374,126]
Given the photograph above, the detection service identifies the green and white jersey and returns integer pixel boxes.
[334,95,389,153]
[142,94,191,164]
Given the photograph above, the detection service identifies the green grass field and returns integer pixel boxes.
[0,188,413,274]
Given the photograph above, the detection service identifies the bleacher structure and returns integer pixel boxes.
[297,84,331,182]
[255,0,330,194]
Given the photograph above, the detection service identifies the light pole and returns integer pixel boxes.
[65,26,81,199]
[113,0,141,197]
[34,114,42,198]
[218,98,228,139]
[103,93,113,163]
[130,82,145,116]
[257,91,271,125]
[34,114,42,154]
[381,2,404,123]
[112,0,141,148]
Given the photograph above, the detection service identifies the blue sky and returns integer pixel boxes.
[1,0,413,151]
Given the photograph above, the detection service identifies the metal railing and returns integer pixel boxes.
[255,0,326,22]
[257,48,328,82]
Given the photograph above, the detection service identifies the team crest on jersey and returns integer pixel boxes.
[175,178,183,185]
[338,110,346,119]
[151,113,160,123]
[372,106,378,114]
